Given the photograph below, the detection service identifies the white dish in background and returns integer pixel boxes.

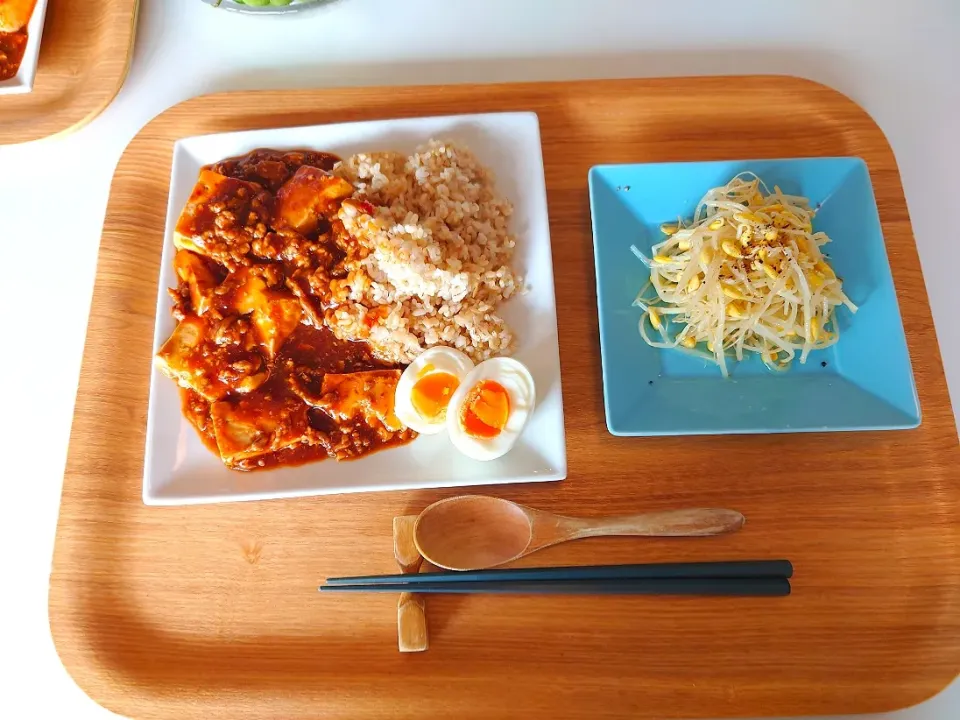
[144,112,567,505]
[0,0,50,95]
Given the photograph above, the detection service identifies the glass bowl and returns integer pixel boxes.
[201,0,337,14]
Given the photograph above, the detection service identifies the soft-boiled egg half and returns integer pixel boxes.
[394,347,475,434]
[446,357,536,461]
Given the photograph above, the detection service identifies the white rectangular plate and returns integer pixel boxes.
[144,112,567,505]
[0,0,49,95]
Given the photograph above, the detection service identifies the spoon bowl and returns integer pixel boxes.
[414,495,534,571]
[414,495,745,571]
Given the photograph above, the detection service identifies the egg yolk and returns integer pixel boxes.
[411,371,460,422]
[460,380,511,439]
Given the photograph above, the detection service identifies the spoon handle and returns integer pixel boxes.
[561,508,744,538]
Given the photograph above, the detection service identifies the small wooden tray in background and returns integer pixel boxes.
[0,0,139,145]
[49,77,960,720]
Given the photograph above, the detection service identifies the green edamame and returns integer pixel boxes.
[234,0,296,7]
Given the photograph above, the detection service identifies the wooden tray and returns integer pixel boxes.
[50,77,960,720]
[0,0,139,145]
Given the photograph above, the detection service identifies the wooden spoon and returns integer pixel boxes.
[413,495,745,571]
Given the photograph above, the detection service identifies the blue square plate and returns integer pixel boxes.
[588,158,920,436]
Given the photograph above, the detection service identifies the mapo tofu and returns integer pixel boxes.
[173,169,272,271]
[156,149,417,471]
[315,371,405,435]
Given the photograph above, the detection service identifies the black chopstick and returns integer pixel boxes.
[319,576,790,596]
[324,559,793,586]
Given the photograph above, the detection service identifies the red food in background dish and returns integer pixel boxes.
[0,0,37,81]
[0,28,27,81]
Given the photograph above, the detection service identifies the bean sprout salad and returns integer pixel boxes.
[631,173,857,377]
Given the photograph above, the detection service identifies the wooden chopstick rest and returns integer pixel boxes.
[393,516,428,652]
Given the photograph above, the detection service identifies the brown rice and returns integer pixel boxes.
[329,140,520,364]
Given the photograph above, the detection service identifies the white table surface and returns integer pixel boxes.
[1,0,957,717]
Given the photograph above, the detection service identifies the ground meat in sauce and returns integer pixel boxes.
[175,172,275,272]
[211,149,341,192]
[167,149,417,471]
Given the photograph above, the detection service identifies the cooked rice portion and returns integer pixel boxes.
[330,140,520,364]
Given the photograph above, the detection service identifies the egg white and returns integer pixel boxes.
[446,357,536,461]
[394,347,475,434]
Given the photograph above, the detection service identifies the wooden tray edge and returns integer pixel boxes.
[44,0,139,143]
